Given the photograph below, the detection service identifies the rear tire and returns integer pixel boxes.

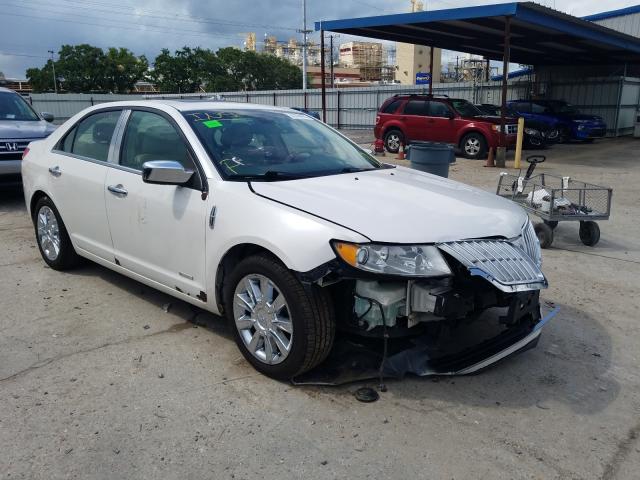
[224,253,335,380]
[384,129,404,154]
[460,133,487,159]
[579,221,600,246]
[534,222,554,249]
[33,196,80,270]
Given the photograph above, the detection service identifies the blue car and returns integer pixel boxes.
[508,100,607,143]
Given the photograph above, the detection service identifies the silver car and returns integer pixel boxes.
[0,87,56,184]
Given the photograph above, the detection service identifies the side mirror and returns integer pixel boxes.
[41,112,54,122]
[448,112,455,119]
[142,160,194,185]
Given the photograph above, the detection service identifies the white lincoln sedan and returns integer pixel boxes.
[22,100,551,380]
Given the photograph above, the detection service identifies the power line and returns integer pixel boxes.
[0,51,48,59]
[0,9,250,42]
[4,0,299,32]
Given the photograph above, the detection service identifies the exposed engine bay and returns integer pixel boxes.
[294,238,556,384]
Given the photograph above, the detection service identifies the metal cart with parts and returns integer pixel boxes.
[496,156,613,248]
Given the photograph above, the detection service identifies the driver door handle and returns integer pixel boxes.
[48,166,61,177]
[107,184,128,196]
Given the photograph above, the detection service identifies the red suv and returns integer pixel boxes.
[374,95,517,159]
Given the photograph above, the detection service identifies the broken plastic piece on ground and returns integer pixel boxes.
[354,387,380,402]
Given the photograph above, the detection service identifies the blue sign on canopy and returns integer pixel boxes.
[416,72,431,85]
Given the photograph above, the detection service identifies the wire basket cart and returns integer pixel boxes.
[496,156,612,248]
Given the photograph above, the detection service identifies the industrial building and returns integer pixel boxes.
[337,41,394,83]
[394,0,442,85]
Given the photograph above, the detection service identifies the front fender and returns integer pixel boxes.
[205,181,368,312]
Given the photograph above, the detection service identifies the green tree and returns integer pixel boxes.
[104,48,149,93]
[56,44,108,92]
[210,48,301,92]
[151,47,217,93]
[26,60,57,92]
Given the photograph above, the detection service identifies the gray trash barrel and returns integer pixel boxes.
[406,142,455,178]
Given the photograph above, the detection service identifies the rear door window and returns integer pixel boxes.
[427,101,452,118]
[403,99,428,116]
[70,110,121,162]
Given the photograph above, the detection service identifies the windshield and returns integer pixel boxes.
[0,92,40,121]
[450,99,483,117]
[183,109,385,180]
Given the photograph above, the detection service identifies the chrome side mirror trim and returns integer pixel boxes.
[142,160,194,185]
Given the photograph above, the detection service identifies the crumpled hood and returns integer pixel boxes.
[0,120,57,139]
[251,166,527,243]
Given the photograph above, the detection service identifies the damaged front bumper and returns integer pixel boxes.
[292,304,558,385]
[293,236,553,385]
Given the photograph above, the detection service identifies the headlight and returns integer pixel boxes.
[524,128,540,136]
[332,241,452,277]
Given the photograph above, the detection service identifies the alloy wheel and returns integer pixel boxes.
[37,206,61,261]
[233,274,293,365]
[386,133,400,151]
[465,138,481,156]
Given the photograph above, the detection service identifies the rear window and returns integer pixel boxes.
[381,98,403,114]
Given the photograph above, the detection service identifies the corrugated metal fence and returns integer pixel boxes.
[28,76,640,135]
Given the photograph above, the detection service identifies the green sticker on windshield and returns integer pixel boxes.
[203,119,222,128]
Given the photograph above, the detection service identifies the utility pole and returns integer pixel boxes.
[48,50,57,94]
[329,34,339,88]
[298,0,312,91]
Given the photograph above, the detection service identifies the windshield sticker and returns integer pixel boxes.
[220,157,244,174]
[203,119,222,128]
[185,111,240,122]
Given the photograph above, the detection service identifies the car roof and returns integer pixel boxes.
[390,95,467,102]
[86,99,298,114]
[0,86,18,94]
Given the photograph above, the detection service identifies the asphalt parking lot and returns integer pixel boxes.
[1,136,639,480]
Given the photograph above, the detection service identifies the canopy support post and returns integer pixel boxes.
[320,28,327,123]
[429,46,434,96]
[496,15,511,168]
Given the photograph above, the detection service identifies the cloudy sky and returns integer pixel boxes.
[0,0,636,78]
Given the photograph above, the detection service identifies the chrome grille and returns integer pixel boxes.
[0,139,32,159]
[506,124,518,135]
[521,220,541,267]
[438,239,546,288]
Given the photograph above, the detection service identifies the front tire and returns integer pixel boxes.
[33,196,80,270]
[460,133,487,159]
[384,129,404,154]
[224,253,335,380]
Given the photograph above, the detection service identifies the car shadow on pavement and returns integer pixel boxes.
[379,303,619,416]
[65,261,233,342]
[0,185,26,213]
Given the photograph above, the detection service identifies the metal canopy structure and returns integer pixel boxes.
[313,2,640,164]
[314,2,640,66]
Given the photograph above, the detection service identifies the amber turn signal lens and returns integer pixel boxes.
[333,242,359,267]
